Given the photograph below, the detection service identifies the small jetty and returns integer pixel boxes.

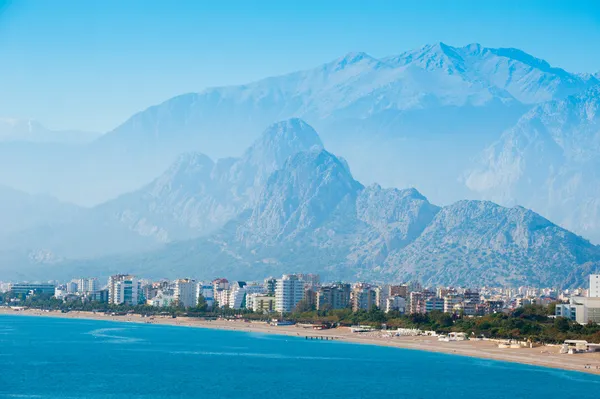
[305,335,339,340]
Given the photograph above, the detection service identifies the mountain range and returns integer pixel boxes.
[3,119,598,288]
[1,42,600,285]
[465,86,600,242]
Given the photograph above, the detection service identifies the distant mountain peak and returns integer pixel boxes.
[243,118,324,167]
[329,51,380,70]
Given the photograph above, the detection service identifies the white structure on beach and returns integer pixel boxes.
[275,274,305,313]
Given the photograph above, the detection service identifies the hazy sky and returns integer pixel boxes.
[0,0,598,132]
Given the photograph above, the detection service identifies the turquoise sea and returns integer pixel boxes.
[1,315,599,399]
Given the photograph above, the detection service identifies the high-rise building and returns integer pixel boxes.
[228,281,248,309]
[73,278,100,294]
[389,285,408,298]
[590,275,600,298]
[375,286,389,310]
[108,275,139,305]
[351,283,377,311]
[275,274,305,313]
[463,289,481,304]
[65,281,78,293]
[215,288,231,308]
[303,288,317,310]
[212,278,230,308]
[316,283,351,310]
[443,293,464,314]
[409,292,426,314]
[425,297,444,313]
[173,279,197,308]
[264,277,277,296]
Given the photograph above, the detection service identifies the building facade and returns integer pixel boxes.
[275,274,305,313]
[351,284,377,312]
[590,275,600,298]
[174,279,197,308]
[249,294,276,313]
[10,283,56,296]
[316,283,351,310]
[108,275,139,305]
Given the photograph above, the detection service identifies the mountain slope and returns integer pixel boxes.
[94,119,324,243]
[61,139,599,288]
[465,85,600,242]
[0,119,325,265]
[382,201,600,286]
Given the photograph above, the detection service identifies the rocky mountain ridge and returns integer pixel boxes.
[27,119,599,288]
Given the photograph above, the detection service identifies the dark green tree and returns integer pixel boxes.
[196,294,208,312]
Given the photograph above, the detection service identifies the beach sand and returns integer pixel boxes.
[2,307,600,375]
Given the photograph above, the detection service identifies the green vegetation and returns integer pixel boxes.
[267,305,600,344]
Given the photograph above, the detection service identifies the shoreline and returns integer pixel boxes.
[3,308,600,376]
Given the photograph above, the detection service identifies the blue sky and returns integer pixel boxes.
[0,0,599,132]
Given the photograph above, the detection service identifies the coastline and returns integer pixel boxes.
[3,308,600,376]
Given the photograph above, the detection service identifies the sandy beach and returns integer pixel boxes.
[2,307,600,376]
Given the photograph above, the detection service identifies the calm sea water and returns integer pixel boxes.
[0,315,599,399]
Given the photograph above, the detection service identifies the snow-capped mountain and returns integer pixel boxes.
[99,42,596,151]
[82,42,596,207]
[465,85,600,242]
[2,42,596,209]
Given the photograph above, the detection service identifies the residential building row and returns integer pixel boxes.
[5,274,600,324]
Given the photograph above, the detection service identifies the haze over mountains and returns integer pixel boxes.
[1,119,599,288]
[1,42,599,285]
[0,118,99,145]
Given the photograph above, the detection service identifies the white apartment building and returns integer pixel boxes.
[73,278,99,294]
[173,279,197,308]
[229,283,265,310]
[275,274,305,313]
[108,274,139,305]
[590,275,600,298]
[215,288,231,308]
[386,296,406,314]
